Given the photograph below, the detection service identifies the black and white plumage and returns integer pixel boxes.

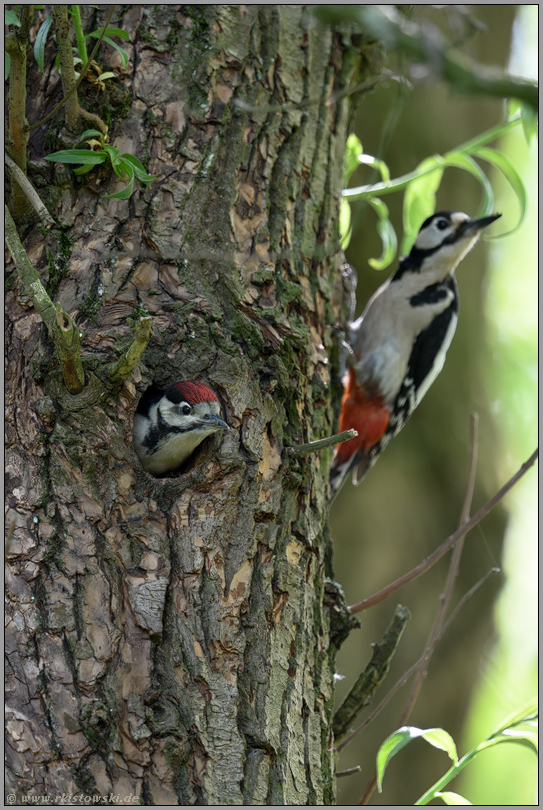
[330,211,501,494]
[133,381,228,476]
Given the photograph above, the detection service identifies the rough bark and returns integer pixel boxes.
[5,6,381,805]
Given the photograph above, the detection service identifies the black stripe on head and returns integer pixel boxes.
[392,213,460,280]
[418,211,455,232]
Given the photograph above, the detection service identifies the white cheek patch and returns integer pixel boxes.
[415,224,453,251]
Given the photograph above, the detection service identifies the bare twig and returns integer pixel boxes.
[54,303,85,394]
[314,6,538,112]
[349,448,538,614]
[5,154,55,228]
[400,414,479,722]
[285,429,358,457]
[337,765,362,778]
[108,317,152,383]
[336,566,499,755]
[5,206,85,394]
[333,605,411,743]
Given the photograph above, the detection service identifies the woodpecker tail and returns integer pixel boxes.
[329,368,391,496]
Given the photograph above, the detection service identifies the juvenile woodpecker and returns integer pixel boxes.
[133,381,228,476]
[330,211,501,494]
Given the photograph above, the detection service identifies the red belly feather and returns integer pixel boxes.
[334,368,391,466]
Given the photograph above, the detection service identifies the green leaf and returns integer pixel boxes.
[5,53,10,78]
[5,10,20,26]
[475,728,538,757]
[72,163,96,176]
[401,157,443,253]
[339,199,352,250]
[358,153,390,183]
[435,791,473,805]
[77,129,104,142]
[376,726,458,793]
[113,159,134,182]
[520,102,538,145]
[102,36,129,69]
[367,197,397,271]
[97,71,117,81]
[33,15,53,72]
[87,27,130,40]
[344,133,363,183]
[493,697,538,734]
[102,144,121,165]
[119,153,159,183]
[472,146,528,234]
[87,30,129,68]
[443,151,494,218]
[103,173,135,199]
[44,149,107,165]
[418,728,458,763]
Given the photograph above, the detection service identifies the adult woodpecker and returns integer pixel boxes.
[133,381,228,476]
[330,210,501,494]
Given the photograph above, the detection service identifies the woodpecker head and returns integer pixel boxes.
[395,211,501,281]
[132,381,228,477]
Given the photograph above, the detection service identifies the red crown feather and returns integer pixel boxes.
[166,381,219,405]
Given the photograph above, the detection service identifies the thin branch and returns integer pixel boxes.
[5,206,85,394]
[337,567,499,754]
[400,414,479,722]
[285,429,358,457]
[5,5,35,218]
[314,6,538,111]
[27,5,117,133]
[348,448,538,614]
[108,317,152,383]
[5,205,57,330]
[51,5,82,132]
[5,154,55,228]
[333,605,411,743]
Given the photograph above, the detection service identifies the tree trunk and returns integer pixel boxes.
[5,6,380,804]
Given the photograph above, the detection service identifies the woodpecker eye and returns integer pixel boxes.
[181,404,191,415]
[436,219,449,231]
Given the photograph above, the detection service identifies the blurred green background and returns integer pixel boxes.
[330,6,537,806]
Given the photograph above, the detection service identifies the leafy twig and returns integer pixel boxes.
[27,5,117,133]
[343,118,522,201]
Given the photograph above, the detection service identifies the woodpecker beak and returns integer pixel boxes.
[461,213,502,235]
[202,414,229,431]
